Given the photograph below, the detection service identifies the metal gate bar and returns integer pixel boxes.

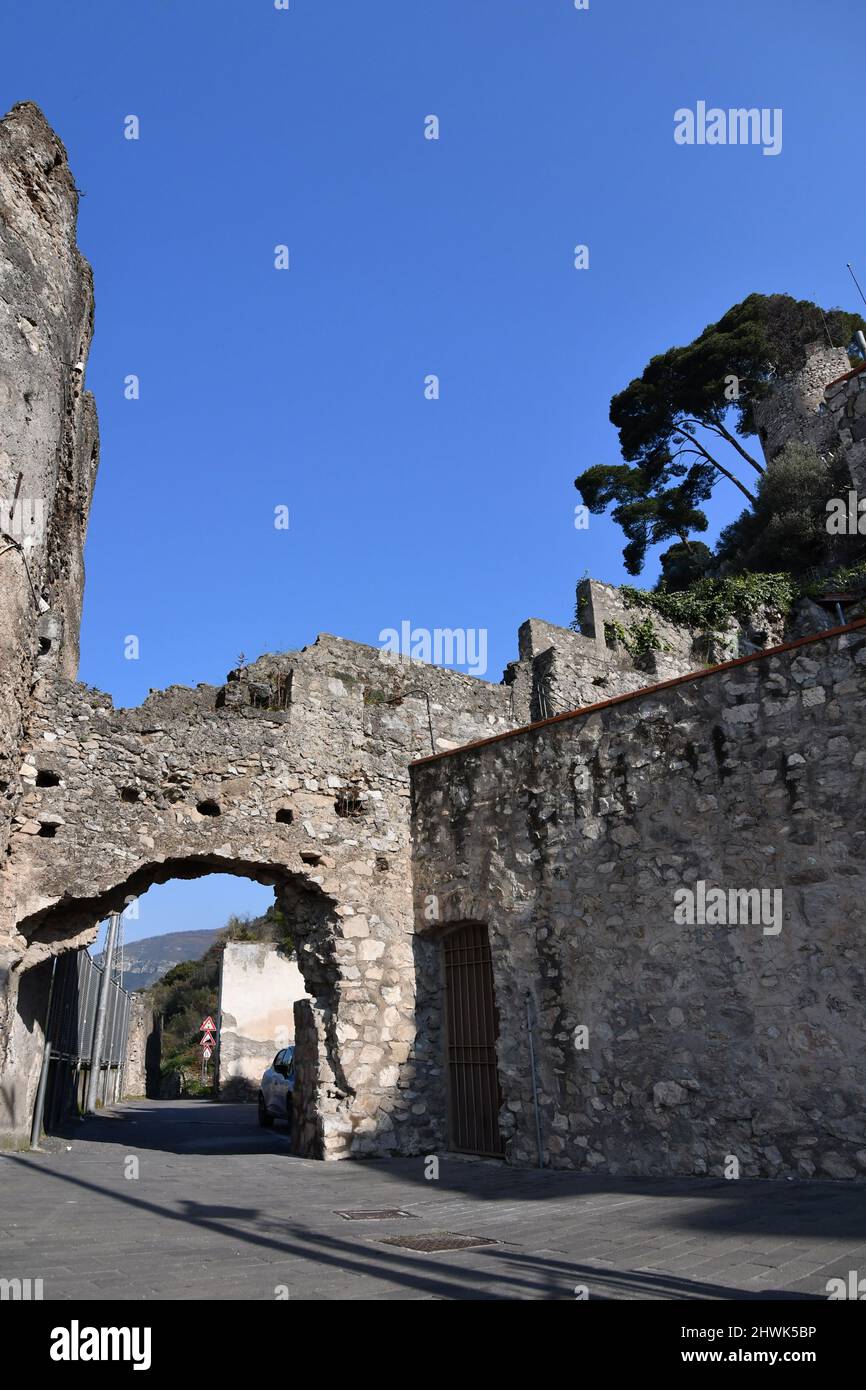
[444,923,504,1156]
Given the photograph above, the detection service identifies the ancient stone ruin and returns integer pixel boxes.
[2,104,864,1180]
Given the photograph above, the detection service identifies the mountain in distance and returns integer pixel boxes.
[96,928,221,992]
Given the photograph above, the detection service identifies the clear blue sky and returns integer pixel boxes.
[6,0,864,944]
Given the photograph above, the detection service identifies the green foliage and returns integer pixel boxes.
[147,903,294,1087]
[576,292,866,575]
[576,460,712,575]
[619,572,798,633]
[604,615,670,660]
[691,293,865,435]
[716,441,864,576]
[801,556,866,597]
[658,540,713,591]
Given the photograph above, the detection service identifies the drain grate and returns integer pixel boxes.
[334,1208,416,1221]
[378,1231,499,1252]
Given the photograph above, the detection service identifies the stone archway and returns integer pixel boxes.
[5,854,349,1155]
[0,620,522,1152]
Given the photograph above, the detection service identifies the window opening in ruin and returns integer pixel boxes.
[250,674,291,711]
[36,770,61,787]
[196,799,221,817]
[275,808,294,824]
[334,789,365,818]
[37,822,60,838]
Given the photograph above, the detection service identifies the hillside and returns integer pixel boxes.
[147,908,293,1094]
[97,928,220,992]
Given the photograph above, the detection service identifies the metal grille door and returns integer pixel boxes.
[444,923,504,1156]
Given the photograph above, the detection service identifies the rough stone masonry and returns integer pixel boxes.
[1,104,863,1178]
[412,623,866,1180]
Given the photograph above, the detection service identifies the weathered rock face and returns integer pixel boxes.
[753,342,852,463]
[123,995,158,1099]
[823,360,866,491]
[412,622,866,1179]
[0,102,98,1111]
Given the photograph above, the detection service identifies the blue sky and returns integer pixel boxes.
[5,0,864,944]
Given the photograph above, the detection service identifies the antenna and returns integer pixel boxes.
[847,262,866,313]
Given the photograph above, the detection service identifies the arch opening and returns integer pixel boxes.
[8,856,350,1160]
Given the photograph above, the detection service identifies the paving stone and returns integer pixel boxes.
[0,1101,860,1300]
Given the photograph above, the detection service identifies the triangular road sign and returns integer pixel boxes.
[200,1016,216,1032]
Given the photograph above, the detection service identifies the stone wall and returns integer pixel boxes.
[123,995,157,1100]
[3,104,864,1172]
[0,102,99,1116]
[753,342,851,463]
[3,586,838,1152]
[217,942,309,1100]
[4,553,698,1146]
[823,361,866,491]
[411,620,866,1179]
[1,633,520,1150]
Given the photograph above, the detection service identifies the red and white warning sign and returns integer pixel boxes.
[199,1016,216,1033]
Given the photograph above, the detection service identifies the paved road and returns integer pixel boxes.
[1,1101,863,1300]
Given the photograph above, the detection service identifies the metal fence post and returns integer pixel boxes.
[84,913,120,1114]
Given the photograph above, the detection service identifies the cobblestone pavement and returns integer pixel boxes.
[1,1101,863,1301]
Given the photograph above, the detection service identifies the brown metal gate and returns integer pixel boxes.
[444,923,504,1156]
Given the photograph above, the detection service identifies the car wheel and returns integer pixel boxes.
[258,1093,274,1128]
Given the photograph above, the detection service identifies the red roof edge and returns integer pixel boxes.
[825,359,866,390]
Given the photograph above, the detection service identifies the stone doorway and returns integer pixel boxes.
[443,922,505,1156]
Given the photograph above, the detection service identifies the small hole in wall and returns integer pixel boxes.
[38,822,60,838]
[38,638,52,656]
[335,790,365,818]
[197,799,221,817]
[36,770,61,787]
[121,787,140,803]
[275,808,294,824]
[375,856,389,872]
[300,852,322,866]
